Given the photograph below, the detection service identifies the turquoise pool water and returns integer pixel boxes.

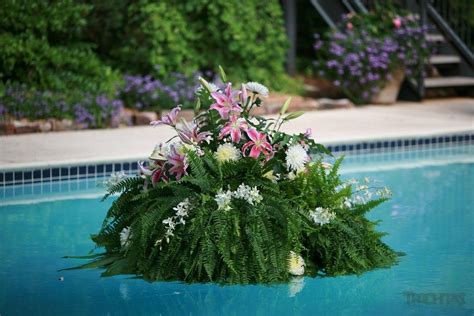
[1,145,473,315]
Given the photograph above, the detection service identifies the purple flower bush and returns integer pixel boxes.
[0,84,69,120]
[0,83,122,128]
[74,94,123,128]
[118,68,214,112]
[314,11,432,104]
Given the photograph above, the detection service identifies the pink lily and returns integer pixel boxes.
[177,120,211,145]
[242,128,273,159]
[150,105,181,126]
[210,83,242,119]
[167,146,188,180]
[219,115,248,143]
[151,166,168,186]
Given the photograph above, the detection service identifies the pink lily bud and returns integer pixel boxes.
[240,83,248,105]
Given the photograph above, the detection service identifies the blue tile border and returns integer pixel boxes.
[0,131,472,187]
[0,160,140,187]
[325,132,473,155]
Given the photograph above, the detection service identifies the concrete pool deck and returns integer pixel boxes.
[0,98,473,170]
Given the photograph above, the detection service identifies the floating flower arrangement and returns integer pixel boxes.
[69,68,400,284]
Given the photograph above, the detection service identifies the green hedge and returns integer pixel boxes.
[0,0,118,94]
[86,0,290,89]
[1,0,292,96]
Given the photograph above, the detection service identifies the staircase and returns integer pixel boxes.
[310,0,474,100]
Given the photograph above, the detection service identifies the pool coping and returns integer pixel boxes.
[1,130,472,187]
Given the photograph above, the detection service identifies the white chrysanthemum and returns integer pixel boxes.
[288,251,305,276]
[215,143,241,163]
[286,144,310,172]
[215,189,233,211]
[196,82,220,94]
[245,82,269,97]
[309,207,336,226]
[120,227,132,248]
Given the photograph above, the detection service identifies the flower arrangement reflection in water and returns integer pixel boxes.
[69,68,399,285]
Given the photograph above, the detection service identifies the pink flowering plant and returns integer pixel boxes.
[70,68,399,285]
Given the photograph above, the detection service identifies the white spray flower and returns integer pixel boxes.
[309,207,336,226]
[215,189,233,211]
[233,184,262,205]
[173,198,191,224]
[105,171,127,188]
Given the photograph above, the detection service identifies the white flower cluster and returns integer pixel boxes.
[215,189,233,211]
[339,178,392,208]
[233,184,263,205]
[214,184,263,211]
[286,144,310,172]
[104,171,127,188]
[309,207,336,226]
[157,198,193,247]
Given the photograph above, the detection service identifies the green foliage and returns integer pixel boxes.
[85,0,291,90]
[68,71,399,284]
[72,154,399,284]
[0,0,118,93]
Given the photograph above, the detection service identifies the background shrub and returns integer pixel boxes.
[84,0,290,89]
[0,0,118,94]
[0,0,294,126]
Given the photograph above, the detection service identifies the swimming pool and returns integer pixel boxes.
[1,145,473,315]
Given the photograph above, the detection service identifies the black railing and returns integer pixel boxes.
[431,0,473,53]
[428,0,473,64]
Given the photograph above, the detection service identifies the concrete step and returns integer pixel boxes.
[430,55,461,65]
[426,34,445,42]
[424,76,474,88]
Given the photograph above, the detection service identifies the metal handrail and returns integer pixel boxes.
[417,0,427,98]
[309,0,337,29]
[427,1,474,65]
